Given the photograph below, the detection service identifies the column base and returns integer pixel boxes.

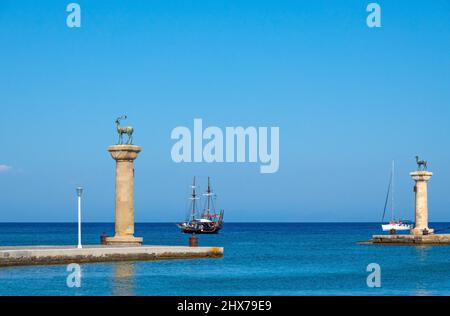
[104,236,143,246]
[410,228,434,236]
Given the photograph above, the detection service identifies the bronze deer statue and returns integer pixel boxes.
[115,115,134,144]
[415,156,427,170]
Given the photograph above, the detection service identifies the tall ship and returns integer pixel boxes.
[381,161,413,232]
[177,177,224,234]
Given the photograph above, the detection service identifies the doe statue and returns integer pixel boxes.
[115,115,134,145]
[415,155,428,171]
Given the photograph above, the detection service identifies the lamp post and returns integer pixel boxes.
[76,187,83,249]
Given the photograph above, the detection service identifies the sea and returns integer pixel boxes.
[1,222,450,296]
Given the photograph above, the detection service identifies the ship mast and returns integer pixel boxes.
[203,177,214,218]
[207,177,211,214]
[189,177,199,221]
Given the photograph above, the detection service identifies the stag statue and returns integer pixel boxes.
[115,115,134,145]
[415,155,428,171]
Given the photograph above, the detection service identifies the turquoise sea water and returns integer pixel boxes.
[1,223,450,296]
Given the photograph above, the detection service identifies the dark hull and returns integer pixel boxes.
[181,228,221,234]
[177,223,223,234]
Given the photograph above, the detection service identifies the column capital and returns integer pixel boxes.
[108,145,142,161]
[410,171,433,182]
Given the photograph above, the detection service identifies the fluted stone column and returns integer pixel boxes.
[105,144,143,246]
[410,170,433,235]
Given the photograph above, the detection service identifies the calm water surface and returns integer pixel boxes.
[1,223,450,296]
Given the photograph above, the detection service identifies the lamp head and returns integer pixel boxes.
[76,187,83,197]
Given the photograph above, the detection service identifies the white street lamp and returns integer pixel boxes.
[76,187,83,249]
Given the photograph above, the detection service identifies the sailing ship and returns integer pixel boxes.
[381,161,413,231]
[177,177,224,234]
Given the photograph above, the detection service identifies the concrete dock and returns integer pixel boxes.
[360,234,450,245]
[0,245,224,267]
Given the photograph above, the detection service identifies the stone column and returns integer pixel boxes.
[410,170,433,235]
[105,145,143,246]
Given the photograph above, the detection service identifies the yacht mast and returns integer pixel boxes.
[381,162,393,223]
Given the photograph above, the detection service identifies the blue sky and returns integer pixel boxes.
[1,0,449,222]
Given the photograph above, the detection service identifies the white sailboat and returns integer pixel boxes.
[381,161,413,232]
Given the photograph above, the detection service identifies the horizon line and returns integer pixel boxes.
[1,221,450,224]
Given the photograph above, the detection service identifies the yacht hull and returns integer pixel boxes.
[382,223,412,231]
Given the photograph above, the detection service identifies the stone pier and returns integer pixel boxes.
[361,165,450,245]
[0,246,224,267]
[410,170,433,235]
[105,145,143,246]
